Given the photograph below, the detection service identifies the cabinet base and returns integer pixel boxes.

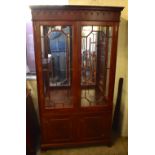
[41,139,111,151]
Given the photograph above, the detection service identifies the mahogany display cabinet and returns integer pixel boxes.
[30,5,124,149]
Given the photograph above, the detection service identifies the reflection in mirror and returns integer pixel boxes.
[40,25,72,109]
[81,26,113,107]
[49,26,70,86]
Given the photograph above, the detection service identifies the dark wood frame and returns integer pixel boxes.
[30,5,124,150]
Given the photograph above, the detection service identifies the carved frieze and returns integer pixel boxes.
[31,6,121,22]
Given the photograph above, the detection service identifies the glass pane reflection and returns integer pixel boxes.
[81,26,113,107]
[40,25,73,109]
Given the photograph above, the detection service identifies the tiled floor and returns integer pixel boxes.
[38,137,128,155]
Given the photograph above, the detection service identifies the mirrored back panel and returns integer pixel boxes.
[81,26,113,107]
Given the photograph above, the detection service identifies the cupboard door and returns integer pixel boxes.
[42,116,74,143]
[79,113,111,141]
[39,25,74,110]
[80,25,113,107]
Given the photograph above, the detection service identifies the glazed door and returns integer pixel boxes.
[79,23,114,108]
[36,22,77,111]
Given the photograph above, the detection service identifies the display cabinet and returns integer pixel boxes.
[30,5,123,149]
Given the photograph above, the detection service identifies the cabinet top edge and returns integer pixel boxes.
[30,5,124,12]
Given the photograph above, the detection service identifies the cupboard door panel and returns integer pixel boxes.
[79,114,111,141]
[42,117,74,143]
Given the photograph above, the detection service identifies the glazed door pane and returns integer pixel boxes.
[81,26,113,107]
[40,25,73,109]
